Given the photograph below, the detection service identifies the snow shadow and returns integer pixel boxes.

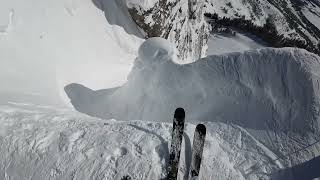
[271,156,320,180]
[91,0,144,38]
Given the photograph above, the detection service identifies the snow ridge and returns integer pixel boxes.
[66,38,320,133]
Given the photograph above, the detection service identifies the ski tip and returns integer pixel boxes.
[196,124,206,134]
[174,108,185,119]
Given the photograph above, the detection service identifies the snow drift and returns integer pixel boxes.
[65,38,320,132]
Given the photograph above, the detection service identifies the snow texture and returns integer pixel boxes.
[66,37,320,132]
[1,103,320,180]
[2,0,320,179]
[0,0,144,106]
[207,32,267,55]
[138,37,178,64]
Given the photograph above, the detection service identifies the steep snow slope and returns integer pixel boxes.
[0,0,143,106]
[66,38,320,132]
[205,0,320,54]
[1,103,320,180]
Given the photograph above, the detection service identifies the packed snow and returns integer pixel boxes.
[1,103,320,180]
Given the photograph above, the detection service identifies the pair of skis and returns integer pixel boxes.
[167,108,206,180]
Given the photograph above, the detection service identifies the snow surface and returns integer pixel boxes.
[0,0,144,106]
[207,33,267,55]
[204,0,320,45]
[2,0,320,179]
[1,103,320,180]
[66,38,320,132]
[302,5,320,30]
[138,37,178,64]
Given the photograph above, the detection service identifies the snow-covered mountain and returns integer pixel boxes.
[122,0,320,57]
[204,0,320,55]
[1,0,320,179]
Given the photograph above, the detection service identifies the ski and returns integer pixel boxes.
[167,108,186,180]
[189,124,206,180]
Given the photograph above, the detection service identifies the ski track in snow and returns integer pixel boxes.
[1,104,320,180]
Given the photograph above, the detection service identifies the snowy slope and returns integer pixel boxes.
[207,32,267,55]
[205,0,320,54]
[302,2,320,30]
[66,38,320,132]
[2,0,320,180]
[0,0,143,106]
[1,103,320,180]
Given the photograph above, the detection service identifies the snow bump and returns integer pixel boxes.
[138,37,178,65]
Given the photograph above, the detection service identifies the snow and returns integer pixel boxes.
[126,0,158,11]
[0,8,13,35]
[2,0,320,179]
[302,6,320,30]
[126,0,209,62]
[0,0,144,107]
[66,38,320,132]
[204,0,320,44]
[138,37,178,64]
[207,32,267,55]
[1,103,319,180]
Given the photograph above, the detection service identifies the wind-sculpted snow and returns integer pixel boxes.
[66,38,320,132]
[1,103,320,180]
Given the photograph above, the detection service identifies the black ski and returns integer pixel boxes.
[167,108,186,180]
[189,124,206,180]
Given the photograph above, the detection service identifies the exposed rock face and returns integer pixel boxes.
[127,0,210,61]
